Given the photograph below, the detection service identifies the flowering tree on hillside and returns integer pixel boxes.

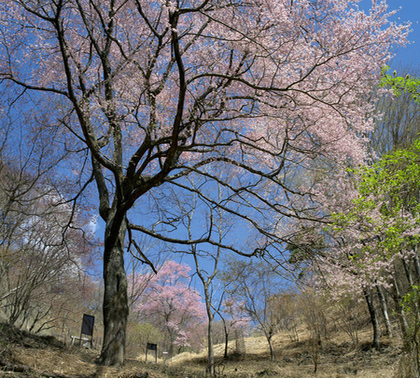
[133,261,206,357]
[0,0,408,365]
[323,129,420,375]
[285,73,420,376]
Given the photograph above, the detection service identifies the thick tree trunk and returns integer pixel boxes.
[364,288,381,350]
[166,326,176,359]
[99,215,128,366]
[168,338,174,359]
[235,329,246,357]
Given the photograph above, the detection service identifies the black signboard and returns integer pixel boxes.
[147,343,157,351]
[81,314,95,337]
[146,342,158,363]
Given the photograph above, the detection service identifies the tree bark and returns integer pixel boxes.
[263,329,275,361]
[267,335,275,362]
[223,319,229,359]
[99,213,128,366]
[377,285,393,338]
[413,245,420,279]
[364,288,381,350]
[402,255,420,316]
[203,284,215,376]
[207,311,215,376]
[393,274,409,338]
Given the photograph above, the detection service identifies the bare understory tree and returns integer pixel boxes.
[0,141,95,333]
[223,258,282,361]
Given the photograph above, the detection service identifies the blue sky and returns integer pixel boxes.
[382,0,420,68]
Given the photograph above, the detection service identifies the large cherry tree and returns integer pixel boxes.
[0,0,408,365]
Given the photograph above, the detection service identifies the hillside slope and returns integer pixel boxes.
[0,322,403,378]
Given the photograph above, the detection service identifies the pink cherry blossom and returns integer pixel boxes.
[132,261,206,355]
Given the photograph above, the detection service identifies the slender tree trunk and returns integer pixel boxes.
[377,285,393,338]
[414,245,420,280]
[395,256,420,378]
[99,213,128,366]
[223,321,229,359]
[402,255,420,317]
[311,333,321,373]
[364,288,381,350]
[393,274,409,337]
[402,255,415,287]
[207,312,215,376]
[219,316,229,359]
[203,283,215,376]
[264,331,275,361]
[268,337,274,362]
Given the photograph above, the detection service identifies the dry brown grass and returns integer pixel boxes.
[0,322,403,378]
[170,326,402,378]
[5,344,97,377]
